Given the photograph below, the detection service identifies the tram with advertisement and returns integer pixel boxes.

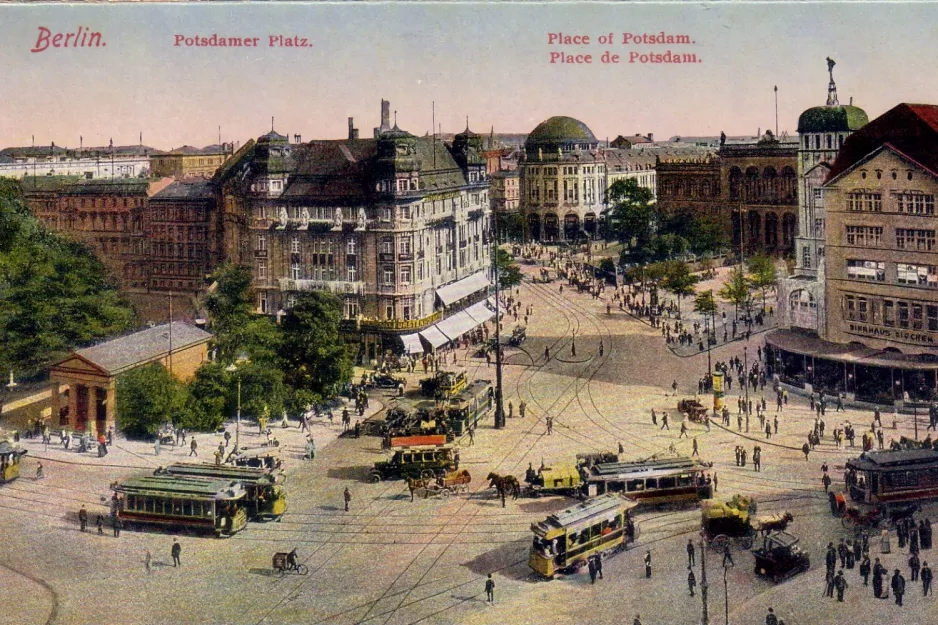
[529,494,639,578]
[0,441,27,485]
[832,448,938,514]
[112,475,249,536]
[579,456,713,505]
[158,463,286,521]
[446,379,493,436]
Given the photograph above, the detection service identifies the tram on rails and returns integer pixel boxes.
[834,448,938,512]
[112,475,248,536]
[529,494,639,578]
[0,441,27,485]
[579,456,712,505]
[157,463,286,521]
[446,380,493,436]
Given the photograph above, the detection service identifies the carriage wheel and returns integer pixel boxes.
[842,516,857,531]
[711,535,729,552]
[741,536,754,550]
[369,473,381,484]
[421,469,435,480]
[440,488,452,498]
[296,564,309,575]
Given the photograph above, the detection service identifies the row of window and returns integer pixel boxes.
[844,226,937,251]
[152,224,207,243]
[151,207,208,222]
[153,243,206,261]
[843,295,938,331]
[846,192,934,215]
[845,260,938,287]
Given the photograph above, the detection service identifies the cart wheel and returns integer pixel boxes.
[711,535,729,552]
[296,564,309,575]
[741,536,754,550]
[842,516,857,530]
[369,473,381,484]
[421,469,435,480]
[277,567,286,578]
[441,488,451,498]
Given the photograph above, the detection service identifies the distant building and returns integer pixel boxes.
[149,144,233,178]
[605,149,657,200]
[0,143,154,180]
[49,322,211,436]
[490,170,520,215]
[610,133,654,149]
[766,102,938,404]
[655,155,722,225]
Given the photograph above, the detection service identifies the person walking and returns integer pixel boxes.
[802,442,810,461]
[825,543,837,578]
[189,438,198,457]
[687,539,696,567]
[144,549,152,573]
[660,412,669,430]
[78,505,88,532]
[860,556,871,586]
[688,567,697,596]
[171,539,182,566]
[910,552,921,582]
[892,569,906,605]
[468,426,475,446]
[873,558,885,598]
[644,550,652,578]
[588,556,597,584]
[546,416,553,435]
[881,529,892,554]
[834,570,848,602]
[671,380,678,396]
[485,574,495,603]
[765,608,778,625]
[96,515,104,535]
[595,553,603,580]
[822,473,832,493]
[922,561,933,596]
[679,421,688,439]
[691,438,699,457]
[519,401,526,418]
[344,487,351,512]
[113,516,122,538]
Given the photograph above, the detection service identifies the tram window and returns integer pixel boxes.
[126,495,135,510]
[144,498,153,513]
[173,501,183,516]
[626,480,644,492]
[645,479,658,489]
[183,502,192,517]
[677,475,693,487]
[659,477,676,489]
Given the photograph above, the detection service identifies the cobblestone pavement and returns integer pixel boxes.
[1,262,935,625]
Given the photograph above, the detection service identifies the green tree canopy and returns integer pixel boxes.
[746,255,778,313]
[693,290,718,317]
[116,362,186,439]
[496,248,522,288]
[718,266,751,320]
[661,261,699,307]
[204,263,280,365]
[279,292,354,410]
[607,178,656,248]
[0,180,135,376]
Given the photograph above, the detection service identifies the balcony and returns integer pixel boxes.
[398,252,414,262]
[379,252,395,263]
[279,278,365,295]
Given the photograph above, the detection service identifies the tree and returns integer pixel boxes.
[203,263,280,365]
[116,363,186,439]
[694,290,718,340]
[496,248,522,288]
[598,258,616,275]
[279,292,354,410]
[183,361,230,430]
[607,178,656,249]
[746,255,778,313]
[0,180,135,376]
[718,266,751,320]
[661,261,699,310]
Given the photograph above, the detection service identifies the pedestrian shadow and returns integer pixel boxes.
[319,505,340,511]
[516,499,570,515]
[326,466,370,482]
[248,567,282,577]
[463,542,532,580]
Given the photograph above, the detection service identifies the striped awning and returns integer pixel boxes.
[419,325,449,349]
[465,301,495,324]
[400,333,424,354]
[435,311,479,341]
[436,271,490,306]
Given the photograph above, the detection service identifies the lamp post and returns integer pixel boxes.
[225,354,250,451]
[744,346,750,432]
[700,536,709,625]
[491,224,505,429]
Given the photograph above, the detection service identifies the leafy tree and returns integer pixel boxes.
[184,361,230,429]
[233,360,287,423]
[746,255,778,313]
[496,248,522,288]
[116,362,185,439]
[203,263,280,365]
[598,258,616,274]
[0,181,135,376]
[694,290,718,339]
[661,261,699,309]
[607,178,656,248]
[279,292,354,409]
[718,266,751,320]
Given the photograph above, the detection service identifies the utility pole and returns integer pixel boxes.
[744,346,749,431]
[700,536,709,625]
[492,221,505,429]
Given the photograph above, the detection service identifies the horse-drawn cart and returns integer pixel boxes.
[701,495,758,551]
[677,398,709,423]
[423,469,472,498]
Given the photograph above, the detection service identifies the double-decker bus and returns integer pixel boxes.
[529,493,639,578]
[158,463,286,521]
[580,456,712,504]
[112,475,248,536]
[839,449,938,510]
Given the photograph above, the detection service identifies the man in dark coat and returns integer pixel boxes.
[834,570,848,602]
[594,553,603,579]
[837,539,848,568]
[687,539,695,567]
[859,556,871,586]
[688,567,697,596]
[872,558,885,598]
[892,569,906,605]
[78,505,88,532]
[825,543,837,578]
[644,550,652,578]
[910,552,921,581]
[171,539,182,567]
[588,556,597,584]
[765,608,778,625]
[922,561,933,596]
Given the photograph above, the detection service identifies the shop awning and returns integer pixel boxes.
[419,326,449,349]
[465,301,495,325]
[436,271,490,307]
[487,296,509,314]
[400,333,424,354]
[436,310,479,341]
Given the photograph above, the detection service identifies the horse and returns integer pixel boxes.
[755,511,794,536]
[487,472,521,507]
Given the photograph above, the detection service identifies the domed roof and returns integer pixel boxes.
[797,105,869,134]
[525,116,598,150]
[258,130,288,143]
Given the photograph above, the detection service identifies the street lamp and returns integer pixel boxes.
[225,353,250,451]
[490,224,505,429]
[700,536,710,625]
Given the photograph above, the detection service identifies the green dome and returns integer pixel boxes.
[525,116,598,151]
[797,105,869,134]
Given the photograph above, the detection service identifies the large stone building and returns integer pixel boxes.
[767,103,938,403]
[216,102,494,361]
[149,144,233,179]
[0,143,155,180]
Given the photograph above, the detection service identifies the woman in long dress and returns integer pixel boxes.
[881,529,892,554]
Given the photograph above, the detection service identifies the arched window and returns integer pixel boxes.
[729,167,742,200]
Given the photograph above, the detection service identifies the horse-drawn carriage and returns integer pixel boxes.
[410,469,472,498]
[701,495,793,552]
[677,398,709,423]
[508,326,527,347]
[752,531,810,582]
[523,463,581,498]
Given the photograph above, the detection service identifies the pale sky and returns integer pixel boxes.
[1,3,937,150]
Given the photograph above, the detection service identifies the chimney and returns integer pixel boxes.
[849,96,853,105]
[647,133,654,142]
[348,117,359,140]
[381,99,390,130]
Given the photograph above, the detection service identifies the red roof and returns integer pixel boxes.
[827,103,938,182]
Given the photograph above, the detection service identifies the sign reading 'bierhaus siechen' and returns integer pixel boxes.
[847,322,936,345]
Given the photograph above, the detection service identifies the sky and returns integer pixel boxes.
[1,2,938,150]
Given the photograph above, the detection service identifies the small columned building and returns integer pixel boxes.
[49,322,211,436]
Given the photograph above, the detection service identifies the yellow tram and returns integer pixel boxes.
[529,493,639,578]
[0,441,26,484]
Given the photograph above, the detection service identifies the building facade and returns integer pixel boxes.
[0,144,155,180]
[217,103,494,361]
[490,170,520,214]
[654,155,721,222]
[149,144,233,178]
[767,103,938,403]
